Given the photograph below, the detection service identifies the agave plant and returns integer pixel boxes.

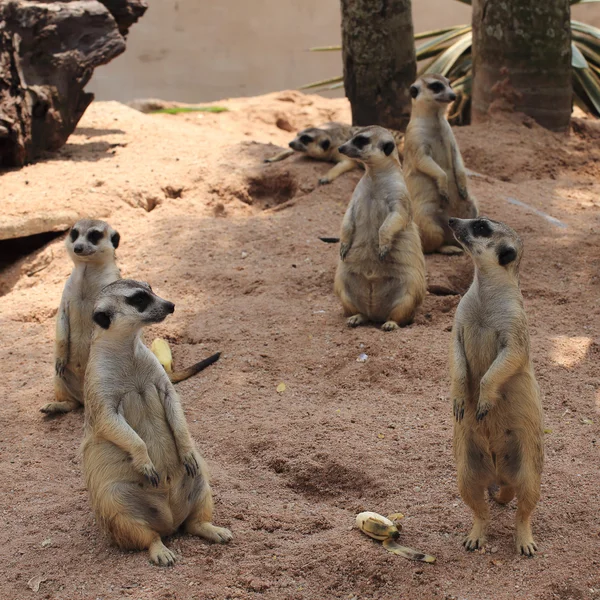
[301,0,600,125]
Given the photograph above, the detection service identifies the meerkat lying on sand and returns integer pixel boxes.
[82,279,232,566]
[41,219,219,415]
[334,126,426,330]
[403,75,478,254]
[265,122,404,185]
[449,216,543,556]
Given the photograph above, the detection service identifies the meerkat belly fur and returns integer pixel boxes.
[41,219,219,415]
[403,75,478,254]
[82,280,232,566]
[448,217,543,556]
[334,126,426,330]
[265,122,404,185]
[41,219,121,415]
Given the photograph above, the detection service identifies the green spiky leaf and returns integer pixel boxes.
[299,75,343,91]
[572,43,589,68]
[421,33,473,76]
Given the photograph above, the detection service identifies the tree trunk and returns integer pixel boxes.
[0,0,146,167]
[471,0,572,132]
[341,0,416,131]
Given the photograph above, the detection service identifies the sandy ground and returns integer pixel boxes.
[1,92,599,600]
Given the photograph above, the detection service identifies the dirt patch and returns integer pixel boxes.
[246,170,299,209]
[0,93,599,600]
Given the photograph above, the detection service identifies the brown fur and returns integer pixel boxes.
[449,217,543,556]
[403,75,478,254]
[82,280,232,565]
[334,126,426,330]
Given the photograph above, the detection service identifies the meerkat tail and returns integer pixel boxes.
[169,352,221,384]
[319,236,340,244]
[427,284,459,296]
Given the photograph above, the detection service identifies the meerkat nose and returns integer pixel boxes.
[165,301,175,314]
[73,244,84,254]
[449,92,457,102]
[448,218,457,227]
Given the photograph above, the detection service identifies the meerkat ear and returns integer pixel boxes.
[93,310,112,330]
[497,245,517,266]
[320,139,330,151]
[382,141,395,156]
[410,85,419,99]
[110,231,120,249]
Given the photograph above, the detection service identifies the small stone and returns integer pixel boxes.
[491,546,498,554]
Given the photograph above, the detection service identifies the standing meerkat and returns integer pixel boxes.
[41,219,122,415]
[41,219,219,415]
[82,279,232,566]
[448,216,543,556]
[334,126,426,330]
[264,122,404,185]
[403,75,478,254]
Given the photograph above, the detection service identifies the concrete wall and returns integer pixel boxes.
[88,0,600,103]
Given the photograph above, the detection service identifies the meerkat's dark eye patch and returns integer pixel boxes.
[471,220,493,238]
[299,135,313,145]
[320,139,331,151]
[497,245,517,266]
[381,141,395,156]
[428,81,445,94]
[126,290,152,312]
[70,228,79,242]
[410,85,419,98]
[93,310,112,330]
[353,135,369,149]
[87,230,103,245]
[111,231,120,249]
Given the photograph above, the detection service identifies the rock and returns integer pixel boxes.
[0,0,147,167]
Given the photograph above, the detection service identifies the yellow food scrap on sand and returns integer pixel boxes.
[151,338,173,372]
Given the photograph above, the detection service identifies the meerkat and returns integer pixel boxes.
[265,122,404,185]
[333,126,426,330]
[403,75,478,254]
[41,219,219,415]
[448,216,543,556]
[41,219,122,415]
[82,279,232,566]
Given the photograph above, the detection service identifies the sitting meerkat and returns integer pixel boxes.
[333,126,426,330]
[403,75,478,254]
[82,279,232,566]
[41,219,219,415]
[449,216,543,556]
[265,122,404,185]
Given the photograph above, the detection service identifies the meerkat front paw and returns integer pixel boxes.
[378,245,390,261]
[381,321,399,331]
[453,397,465,422]
[340,242,350,260]
[458,184,469,200]
[55,357,68,378]
[181,450,200,478]
[463,530,486,551]
[318,176,331,185]
[516,532,538,557]
[141,463,160,487]
[475,399,493,422]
